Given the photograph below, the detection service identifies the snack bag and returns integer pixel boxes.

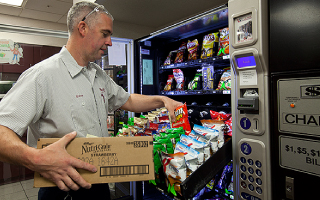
[180,134,210,161]
[171,103,191,134]
[216,162,233,190]
[201,119,226,149]
[188,69,202,90]
[166,127,185,148]
[174,142,202,173]
[161,152,187,196]
[157,122,171,133]
[224,116,232,137]
[155,136,174,154]
[150,142,166,186]
[202,64,214,90]
[217,27,229,56]
[187,39,199,60]
[193,124,220,153]
[164,75,174,91]
[173,69,184,91]
[201,119,225,130]
[174,42,187,63]
[210,110,231,121]
[200,32,219,59]
[134,117,149,129]
[164,51,177,66]
[216,68,231,90]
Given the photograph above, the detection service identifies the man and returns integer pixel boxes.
[0,1,182,199]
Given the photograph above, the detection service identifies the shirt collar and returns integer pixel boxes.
[60,46,86,78]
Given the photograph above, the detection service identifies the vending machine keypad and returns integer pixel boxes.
[238,139,266,200]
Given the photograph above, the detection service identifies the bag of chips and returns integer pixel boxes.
[174,42,187,63]
[202,64,214,90]
[173,69,184,91]
[164,51,177,66]
[180,134,210,161]
[217,27,229,56]
[150,142,166,186]
[174,142,202,173]
[164,75,174,91]
[171,103,191,134]
[161,152,187,196]
[217,67,231,90]
[187,39,199,60]
[188,69,202,90]
[200,32,219,59]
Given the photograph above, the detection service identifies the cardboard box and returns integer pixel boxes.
[34,136,154,187]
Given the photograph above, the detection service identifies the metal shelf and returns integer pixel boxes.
[159,55,230,70]
[161,90,231,96]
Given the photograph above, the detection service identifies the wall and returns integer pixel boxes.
[0,14,68,47]
[0,12,155,47]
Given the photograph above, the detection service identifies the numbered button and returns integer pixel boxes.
[248,167,254,174]
[248,175,254,183]
[241,181,247,189]
[248,159,254,165]
[240,117,251,130]
[240,157,246,164]
[256,169,262,177]
[256,187,263,194]
[255,160,262,168]
[241,143,252,155]
[241,165,247,172]
[248,184,255,191]
[256,178,262,185]
[241,173,247,180]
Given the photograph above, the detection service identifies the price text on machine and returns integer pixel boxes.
[280,136,320,176]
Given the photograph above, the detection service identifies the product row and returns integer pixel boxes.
[112,103,232,199]
[163,27,229,66]
[161,66,231,92]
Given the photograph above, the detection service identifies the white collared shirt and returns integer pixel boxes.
[0,46,130,147]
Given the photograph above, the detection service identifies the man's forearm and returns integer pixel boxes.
[120,93,183,122]
[0,125,34,168]
[120,94,165,113]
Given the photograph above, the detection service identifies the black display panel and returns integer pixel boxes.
[269,0,320,73]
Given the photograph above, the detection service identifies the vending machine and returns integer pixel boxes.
[229,0,320,200]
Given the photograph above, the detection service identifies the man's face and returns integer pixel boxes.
[86,13,113,62]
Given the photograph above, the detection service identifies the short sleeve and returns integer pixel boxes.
[0,67,48,136]
[105,76,130,113]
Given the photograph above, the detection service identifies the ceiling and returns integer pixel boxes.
[0,0,228,31]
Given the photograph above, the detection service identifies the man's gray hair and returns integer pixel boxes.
[67,1,113,35]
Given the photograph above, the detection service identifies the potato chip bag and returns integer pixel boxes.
[171,103,191,134]
[217,27,229,56]
[161,152,187,196]
[164,75,174,91]
[174,42,187,63]
[187,39,199,60]
[201,32,219,59]
[173,69,184,91]
[164,51,177,66]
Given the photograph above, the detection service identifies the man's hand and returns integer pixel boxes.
[30,132,97,191]
[162,97,183,123]
[120,94,183,122]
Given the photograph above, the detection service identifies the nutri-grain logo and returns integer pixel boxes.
[81,142,111,155]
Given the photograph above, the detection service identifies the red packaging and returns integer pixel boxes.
[210,110,231,121]
[171,103,191,134]
[224,117,232,137]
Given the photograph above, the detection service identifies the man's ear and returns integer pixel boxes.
[77,21,87,37]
